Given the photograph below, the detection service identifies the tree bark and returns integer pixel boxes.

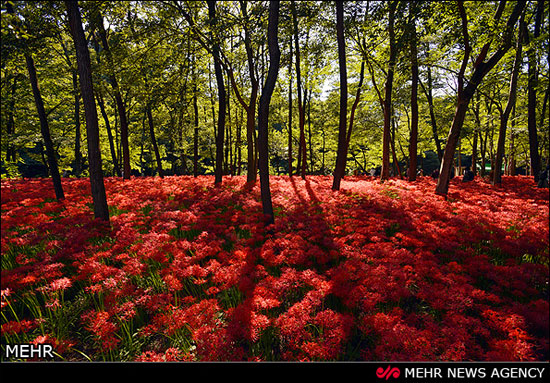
[25,54,65,200]
[207,0,226,185]
[5,75,17,162]
[239,1,260,183]
[193,81,199,177]
[436,1,524,196]
[66,0,109,221]
[291,0,307,179]
[96,90,121,177]
[381,1,397,181]
[409,2,419,181]
[258,0,280,226]
[146,104,164,178]
[419,68,443,162]
[524,3,542,182]
[95,11,131,180]
[332,1,348,190]
[72,71,82,177]
[493,17,523,185]
[288,38,293,177]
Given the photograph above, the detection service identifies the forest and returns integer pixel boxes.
[1,1,549,362]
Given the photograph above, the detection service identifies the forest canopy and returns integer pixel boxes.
[1,1,548,189]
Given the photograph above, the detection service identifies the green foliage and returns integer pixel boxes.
[1,1,548,179]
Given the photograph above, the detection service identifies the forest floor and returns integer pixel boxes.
[1,175,548,361]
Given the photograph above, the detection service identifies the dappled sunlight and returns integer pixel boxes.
[1,175,548,361]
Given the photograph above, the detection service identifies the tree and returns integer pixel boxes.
[6,2,64,200]
[332,1,347,191]
[66,0,109,222]
[25,53,65,200]
[207,0,226,185]
[493,13,524,185]
[435,1,525,196]
[524,0,543,182]
[258,0,280,226]
[93,8,131,180]
[290,0,307,179]
[288,38,293,177]
[408,1,419,181]
[380,1,398,181]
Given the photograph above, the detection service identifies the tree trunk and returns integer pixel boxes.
[207,1,226,185]
[226,75,232,175]
[472,93,481,176]
[332,1,348,190]
[436,1,524,196]
[508,104,516,175]
[409,2,419,181]
[6,76,17,162]
[307,92,314,173]
[346,60,365,156]
[288,38,293,177]
[258,0,280,226]
[66,0,109,222]
[235,1,260,183]
[291,0,307,179]
[237,107,243,175]
[96,90,121,177]
[193,82,199,177]
[146,104,164,178]
[25,54,65,200]
[493,18,523,185]
[95,11,131,180]
[381,1,397,181]
[420,68,443,162]
[71,71,82,177]
[524,5,542,182]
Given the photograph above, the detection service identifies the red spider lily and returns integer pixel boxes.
[1,175,548,361]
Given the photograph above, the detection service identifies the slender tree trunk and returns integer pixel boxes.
[381,1,397,181]
[95,11,131,180]
[71,71,82,177]
[493,18,523,185]
[291,0,306,179]
[508,104,516,175]
[288,39,293,177]
[140,114,145,175]
[409,3,419,181]
[207,1,226,185]
[6,76,17,162]
[66,0,109,221]
[307,92,314,173]
[193,82,199,177]
[226,75,232,175]
[390,113,403,178]
[146,104,164,178]
[524,6,542,182]
[472,93,481,176]
[346,60,365,152]
[246,107,256,182]
[25,54,64,200]
[96,90,121,177]
[420,68,443,162]
[436,1,524,196]
[237,107,243,175]
[332,1,348,190]
[258,0,280,226]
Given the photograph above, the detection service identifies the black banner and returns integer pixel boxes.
[1,361,549,382]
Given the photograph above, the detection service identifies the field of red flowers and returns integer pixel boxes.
[1,175,548,361]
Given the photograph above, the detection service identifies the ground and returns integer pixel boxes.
[1,175,548,361]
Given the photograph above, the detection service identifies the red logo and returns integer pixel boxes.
[376,366,401,380]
